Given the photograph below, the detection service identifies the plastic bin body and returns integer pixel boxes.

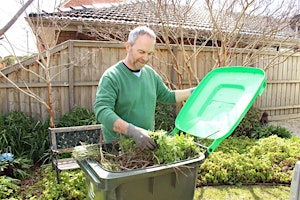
[77,153,205,200]
[290,161,300,200]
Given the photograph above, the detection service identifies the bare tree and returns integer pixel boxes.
[0,0,66,128]
[139,0,299,90]
[204,0,298,70]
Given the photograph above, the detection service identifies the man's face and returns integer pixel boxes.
[126,34,155,71]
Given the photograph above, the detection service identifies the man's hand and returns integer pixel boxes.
[126,124,157,150]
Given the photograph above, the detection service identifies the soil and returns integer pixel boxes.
[18,165,43,198]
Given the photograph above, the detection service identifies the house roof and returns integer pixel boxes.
[59,0,122,9]
[31,2,211,29]
[28,1,298,42]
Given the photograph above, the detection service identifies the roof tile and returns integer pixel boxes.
[28,1,297,40]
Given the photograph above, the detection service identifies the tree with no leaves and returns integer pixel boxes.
[144,0,299,89]
[0,0,65,128]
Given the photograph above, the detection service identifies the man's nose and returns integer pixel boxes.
[142,55,148,61]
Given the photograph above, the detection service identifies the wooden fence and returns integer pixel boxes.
[0,40,300,122]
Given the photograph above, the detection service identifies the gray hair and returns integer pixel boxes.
[128,26,156,45]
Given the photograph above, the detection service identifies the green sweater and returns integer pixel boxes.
[94,61,176,142]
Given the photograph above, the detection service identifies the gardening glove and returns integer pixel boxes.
[126,124,157,150]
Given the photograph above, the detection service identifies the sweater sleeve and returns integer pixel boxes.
[94,75,120,132]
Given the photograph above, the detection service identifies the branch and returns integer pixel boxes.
[0,0,35,36]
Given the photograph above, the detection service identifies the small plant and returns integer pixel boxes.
[250,125,292,139]
[0,155,32,179]
[0,175,20,199]
[37,167,87,200]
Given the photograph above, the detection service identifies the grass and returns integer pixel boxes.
[194,185,290,200]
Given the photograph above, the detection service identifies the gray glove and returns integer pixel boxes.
[127,124,157,150]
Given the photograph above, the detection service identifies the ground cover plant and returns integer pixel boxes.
[197,135,300,186]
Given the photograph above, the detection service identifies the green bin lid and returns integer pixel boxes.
[171,66,266,154]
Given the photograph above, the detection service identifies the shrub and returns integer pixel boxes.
[232,107,262,137]
[250,125,292,139]
[0,156,32,179]
[57,107,98,127]
[155,102,175,132]
[0,111,49,164]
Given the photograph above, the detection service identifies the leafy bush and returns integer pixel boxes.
[0,111,50,164]
[37,167,87,200]
[56,107,98,127]
[155,102,175,132]
[250,125,292,139]
[0,156,32,179]
[197,135,300,186]
[232,107,262,137]
[0,176,20,199]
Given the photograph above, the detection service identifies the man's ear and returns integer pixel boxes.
[125,42,131,52]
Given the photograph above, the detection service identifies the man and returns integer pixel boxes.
[94,26,194,150]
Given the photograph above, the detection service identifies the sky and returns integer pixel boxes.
[0,0,59,57]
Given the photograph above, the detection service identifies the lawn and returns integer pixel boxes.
[194,185,290,200]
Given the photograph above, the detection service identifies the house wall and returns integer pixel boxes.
[0,40,299,123]
[57,31,98,44]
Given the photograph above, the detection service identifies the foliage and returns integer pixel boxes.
[73,131,203,171]
[197,135,300,186]
[0,115,4,127]
[37,167,87,200]
[0,175,20,199]
[0,107,298,198]
[56,107,98,127]
[250,125,292,139]
[150,131,202,164]
[0,156,32,180]
[155,102,175,132]
[231,107,262,137]
[0,56,17,66]
[232,107,292,139]
[13,135,300,199]
[0,111,50,164]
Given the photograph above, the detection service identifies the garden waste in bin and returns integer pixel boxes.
[76,66,267,200]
